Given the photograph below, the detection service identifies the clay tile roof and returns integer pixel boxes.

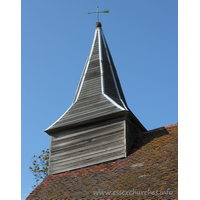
[27,122,178,199]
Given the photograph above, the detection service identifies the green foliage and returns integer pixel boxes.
[29,148,49,188]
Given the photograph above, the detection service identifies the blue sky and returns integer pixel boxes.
[21,0,178,199]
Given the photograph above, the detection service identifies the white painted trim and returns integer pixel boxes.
[120,99,128,111]
[73,29,98,103]
[124,119,127,157]
[98,28,104,94]
[103,93,125,110]
[101,31,128,111]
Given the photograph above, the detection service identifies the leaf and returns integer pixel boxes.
[29,148,49,188]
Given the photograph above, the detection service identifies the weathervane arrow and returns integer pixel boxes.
[87,6,109,22]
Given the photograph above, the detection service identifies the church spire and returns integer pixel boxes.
[45,22,146,175]
[45,22,146,135]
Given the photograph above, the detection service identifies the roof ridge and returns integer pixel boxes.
[142,122,178,135]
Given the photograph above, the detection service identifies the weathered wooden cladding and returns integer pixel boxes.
[46,25,147,175]
[49,117,126,175]
[126,117,140,155]
[48,116,142,175]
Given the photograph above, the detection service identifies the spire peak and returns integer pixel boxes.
[96,21,102,28]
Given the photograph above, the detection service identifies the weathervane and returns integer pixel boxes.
[87,6,109,22]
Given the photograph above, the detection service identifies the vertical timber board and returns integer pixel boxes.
[124,118,127,157]
[125,117,140,155]
[49,117,126,175]
[48,136,52,175]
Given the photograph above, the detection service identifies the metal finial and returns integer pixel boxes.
[87,6,109,22]
[97,6,99,22]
